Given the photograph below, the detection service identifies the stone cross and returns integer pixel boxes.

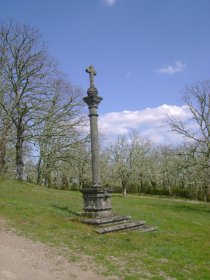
[81,65,113,219]
[85,65,96,88]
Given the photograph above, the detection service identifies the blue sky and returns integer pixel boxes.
[1,0,209,144]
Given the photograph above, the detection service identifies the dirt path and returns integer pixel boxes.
[0,219,114,280]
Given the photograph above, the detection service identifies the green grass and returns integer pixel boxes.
[0,178,210,280]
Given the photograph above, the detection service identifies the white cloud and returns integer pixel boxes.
[97,104,194,144]
[101,0,117,6]
[157,61,186,75]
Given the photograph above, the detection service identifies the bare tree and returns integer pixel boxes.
[107,132,150,196]
[0,21,54,180]
[35,76,86,187]
[168,80,210,201]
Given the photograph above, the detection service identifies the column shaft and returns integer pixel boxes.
[89,106,101,186]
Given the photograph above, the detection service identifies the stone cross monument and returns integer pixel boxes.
[81,65,113,218]
[84,66,102,186]
[80,66,156,233]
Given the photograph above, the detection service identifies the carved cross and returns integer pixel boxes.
[86,65,96,88]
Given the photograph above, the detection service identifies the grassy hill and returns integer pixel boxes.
[0,178,210,280]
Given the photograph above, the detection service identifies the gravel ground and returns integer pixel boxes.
[0,218,114,280]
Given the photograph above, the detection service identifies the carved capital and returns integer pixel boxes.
[83,95,103,107]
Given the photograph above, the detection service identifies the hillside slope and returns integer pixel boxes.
[0,179,210,280]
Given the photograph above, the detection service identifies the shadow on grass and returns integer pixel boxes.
[50,204,80,217]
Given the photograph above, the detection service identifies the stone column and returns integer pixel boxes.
[84,88,102,186]
[81,66,112,218]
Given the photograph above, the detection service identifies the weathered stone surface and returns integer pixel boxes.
[136,226,157,233]
[73,214,157,234]
[96,220,146,234]
[81,213,157,234]
[81,187,112,218]
[82,215,130,225]
[86,65,97,89]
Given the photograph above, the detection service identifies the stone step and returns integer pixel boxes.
[98,218,133,227]
[82,215,130,225]
[136,226,157,233]
[96,220,146,234]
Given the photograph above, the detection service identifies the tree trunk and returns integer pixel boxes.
[138,174,143,194]
[151,180,156,190]
[0,136,6,175]
[61,173,68,190]
[36,155,42,185]
[203,182,209,202]
[78,174,84,189]
[0,119,11,175]
[203,167,210,202]
[44,165,52,187]
[168,184,172,196]
[122,180,127,196]
[16,130,24,180]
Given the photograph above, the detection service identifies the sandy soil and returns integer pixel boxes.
[0,218,115,280]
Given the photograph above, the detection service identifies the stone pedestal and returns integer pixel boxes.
[81,187,113,218]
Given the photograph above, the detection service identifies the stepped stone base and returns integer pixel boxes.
[96,220,145,234]
[97,223,157,234]
[82,214,157,234]
[80,186,157,234]
[82,215,130,225]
